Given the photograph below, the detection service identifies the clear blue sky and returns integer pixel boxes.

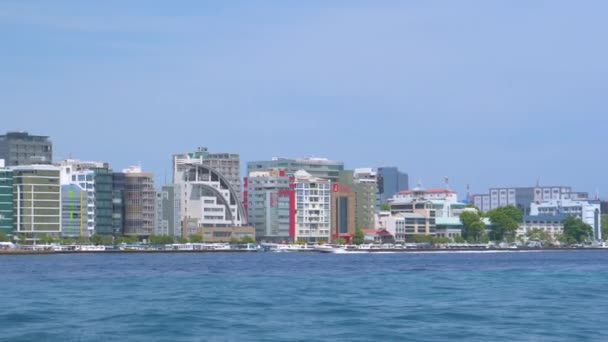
[2,1,607,196]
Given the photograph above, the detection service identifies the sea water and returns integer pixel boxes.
[1,251,608,341]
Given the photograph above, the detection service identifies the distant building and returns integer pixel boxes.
[330,183,356,240]
[248,157,344,183]
[58,159,114,236]
[377,167,408,204]
[173,147,242,202]
[111,172,126,236]
[122,166,156,237]
[244,169,292,241]
[11,165,61,239]
[0,163,13,237]
[529,199,601,241]
[61,184,86,237]
[352,168,379,229]
[0,131,52,166]
[173,153,245,238]
[157,184,180,238]
[293,171,331,243]
[472,185,588,214]
[517,214,568,239]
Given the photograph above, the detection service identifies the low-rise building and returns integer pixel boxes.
[529,199,601,240]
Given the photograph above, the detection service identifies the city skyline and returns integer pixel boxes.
[2,1,607,196]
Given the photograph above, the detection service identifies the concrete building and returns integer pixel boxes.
[330,183,356,240]
[173,147,242,202]
[0,131,53,166]
[244,169,292,241]
[11,165,61,239]
[174,155,246,238]
[122,166,155,237]
[530,199,601,240]
[58,159,114,236]
[248,157,344,183]
[294,170,331,243]
[156,184,180,238]
[472,185,588,214]
[377,167,408,205]
[0,161,13,237]
[111,172,126,236]
[61,184,86,237]
[189,225,256,243]
[517,214,568,239]
[352,168,379,229]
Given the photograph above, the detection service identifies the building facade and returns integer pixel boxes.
[352,169,379,229]
[12,165,61,239]
[248,157,344,183]
[244,169,292,241]
[472,185,588,214]
[122,166,155,237]
[61,184,86,237]
[0,163,13,237]
[529,199,601,241]
[330,182,356,239]
[174,156,246,238]
[0,131,53,166]
[156,184,181,238]
[293,171,331,243]
[377,167,408,205]
[173,147,242,202]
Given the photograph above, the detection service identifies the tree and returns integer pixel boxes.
[352,228,365,245]
[0,231,8,242]
[563,216,592,243]
[149,235,174,244]
[240,236,255,244]
[486,206,522,241]
[189,234,203,243]
[229,236,240,244]
[333,237,346,245]
[459,211,486,242]
[38,234,58,244]
[380,203,391,211]
[90,234,103,245]
[453,235,465,243]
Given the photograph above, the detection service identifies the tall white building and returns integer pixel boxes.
[294,170,331,243]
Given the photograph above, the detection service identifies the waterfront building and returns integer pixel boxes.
[0,131,53,166]
[188,225,256,243]
[122,166,156,237]
[377,167,408,205]
[472,185,588,214]
[293,170,331,243]
[61,184,86,237]
[0,161,13,237]
[517,214,568,239]
[111,172,126,236]
[244,169,292,241]
[58,159,114,236]
[391,188,466,218]
[330,182,356,240]
[247,157,344,183]
[156,185,180,238]
[529,199,601,240]
[11,165,61,240]
[173,153,245,238]
[173,147,242,202]
[351,169,379,229]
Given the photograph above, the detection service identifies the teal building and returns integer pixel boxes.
[0,168,13,237]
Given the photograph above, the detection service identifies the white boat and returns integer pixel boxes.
[313,245,346,253]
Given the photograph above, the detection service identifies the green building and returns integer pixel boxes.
[92,168,114,235]
[0,167,13,237]
[61,184,85,237]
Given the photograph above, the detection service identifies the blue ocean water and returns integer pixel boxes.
[1,251,608,342]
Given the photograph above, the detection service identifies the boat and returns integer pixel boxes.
[313,244,346,253]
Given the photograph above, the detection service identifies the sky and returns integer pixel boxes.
[1,1,607,197]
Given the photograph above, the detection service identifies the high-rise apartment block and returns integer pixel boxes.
[0,131,52,166]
